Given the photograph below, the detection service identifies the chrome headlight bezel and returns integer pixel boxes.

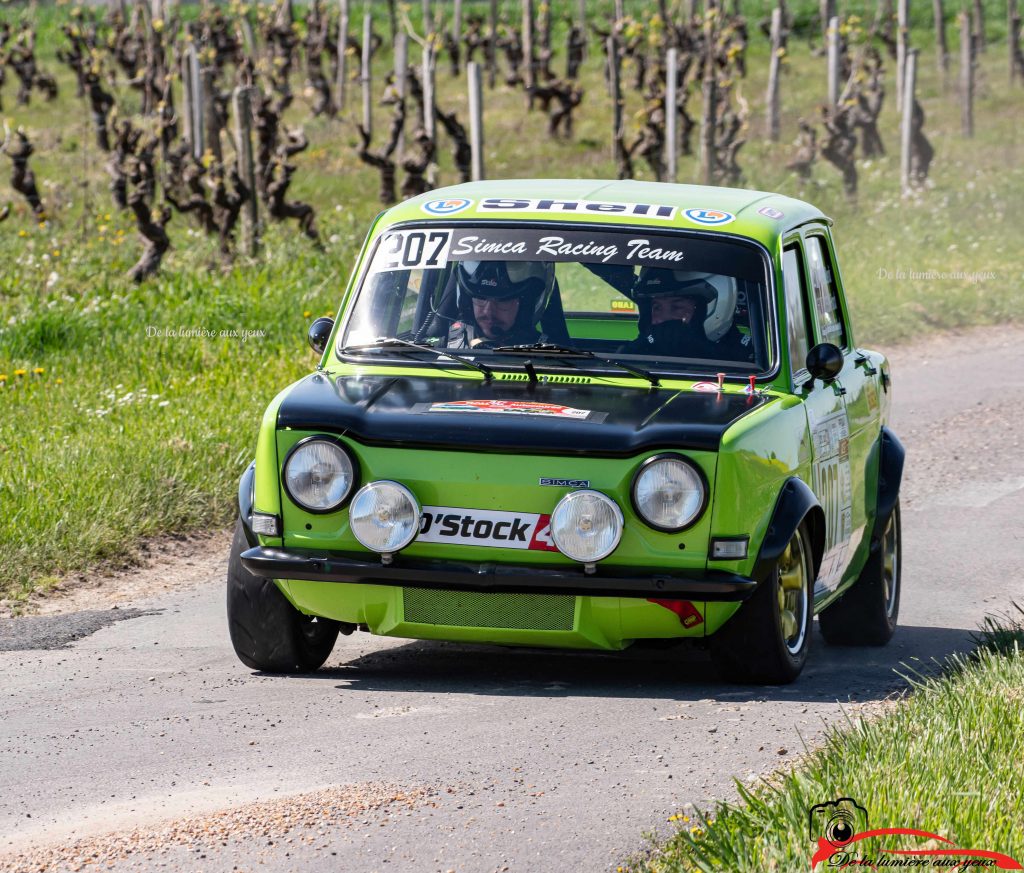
[282,436,358,514]
[549,489,624,564]
[348,480,421,554]
[630,453,708,533]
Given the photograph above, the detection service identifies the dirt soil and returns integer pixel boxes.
[0,529,231,619]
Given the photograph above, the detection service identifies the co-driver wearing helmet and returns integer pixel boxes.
[447,260,556,348]
[622,269,753,363]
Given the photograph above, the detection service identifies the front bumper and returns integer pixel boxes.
[240,547,758,601]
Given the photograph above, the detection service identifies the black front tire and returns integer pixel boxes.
[226,520,340,672]
[711,524,814,685]
[819,501,901,646]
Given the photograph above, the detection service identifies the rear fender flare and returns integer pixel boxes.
[751,478,826,584]
[871,427,905,548]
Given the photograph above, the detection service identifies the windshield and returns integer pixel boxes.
[340,224,775,376]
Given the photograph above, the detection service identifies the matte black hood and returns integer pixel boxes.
[277,373,769,456]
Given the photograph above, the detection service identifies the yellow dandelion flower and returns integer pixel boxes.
[14,369,27,377]
[56,378,63,385]
[0,374,7,382]
[33,367,45,375]
[52,249,60,258]
[104,213,111,221]
[303,310,312,318]
[38,221,47,229]
[18,230,27,238]
[325,311,334,318]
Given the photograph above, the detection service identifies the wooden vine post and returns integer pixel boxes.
[826,15,840,108]
[522,0,536,106]
[896,0,909,109]
[1010,0,1023,85]
[488,0,498,88]
[423,40,436,142]
[361,12,373,140]
[232,86,260,256]
[453,0,463,74]
[201,65,221,162]
[933,0,949,87]
[337,0,350,111]
[394,32,408,160]
[608,36,624,177]
[468,61,485,180]
[699,14,716,185]
[188,46,204,158]
[665,47,678,181]
[899,48,917,196]
[819,0,835,46]
[960,12,974,136]
[766,6,783,141]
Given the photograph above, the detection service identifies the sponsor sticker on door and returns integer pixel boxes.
[419,505,559,552]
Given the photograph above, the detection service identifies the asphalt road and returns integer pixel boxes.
[2,326,1023,873]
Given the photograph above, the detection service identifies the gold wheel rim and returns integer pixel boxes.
[777,533,809,654]
[882,512,899,618]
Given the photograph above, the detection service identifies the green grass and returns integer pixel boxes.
[1,1,1022,599]
[626,605,1024,872]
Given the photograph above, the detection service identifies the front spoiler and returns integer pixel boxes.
[240,547,758,601]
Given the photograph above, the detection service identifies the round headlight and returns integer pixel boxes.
[632,455,706,532]
[349,481,421,554]
[550,490,623,564]
[283,438,356,513]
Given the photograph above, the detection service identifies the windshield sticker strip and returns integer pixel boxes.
[477,198,678,220]
[412,399,608,422]
[367,228,765,279]
[419,505,559,551]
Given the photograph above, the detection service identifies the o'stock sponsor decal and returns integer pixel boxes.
[682,208,736,226]
[418,505,559,552]
[421,197,474,215]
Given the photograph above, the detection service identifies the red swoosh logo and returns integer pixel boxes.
[812,828,1022,870]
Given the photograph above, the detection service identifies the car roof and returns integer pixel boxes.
[378,179,830,248]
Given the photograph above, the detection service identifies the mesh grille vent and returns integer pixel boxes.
[496,372,592,384]
[402,587,576,631]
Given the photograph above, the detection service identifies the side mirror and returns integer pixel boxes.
[805,342,843,383]
[307,317,335,356]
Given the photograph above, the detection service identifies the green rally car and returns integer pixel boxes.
[227,180,904,684]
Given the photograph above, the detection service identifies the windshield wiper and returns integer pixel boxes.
[491,342,660,387]
[341,337,494,381]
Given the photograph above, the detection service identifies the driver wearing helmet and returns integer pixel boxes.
[623,268,753,363]
[447,260,556,348]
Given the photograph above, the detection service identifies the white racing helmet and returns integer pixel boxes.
[632,268,738,341]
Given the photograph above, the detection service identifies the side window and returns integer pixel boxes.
[782,245,812,380]
[805,236,848,349]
